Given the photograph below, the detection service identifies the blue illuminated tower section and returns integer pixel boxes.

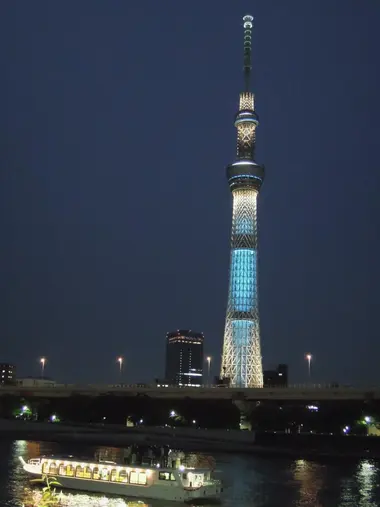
[220,15,264,388]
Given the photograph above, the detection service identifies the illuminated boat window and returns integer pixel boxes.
[83,466,92,479]
[66,464,74,477]
[49,462,58,475]
[92,467,100,480]
[138,472,147,485]
[130,471,138,484]
[101,468,110,481]
[75,466,84,478]
[159,471,176,481]
[118,469,128,483]
[58,464,66,476]
[42,462,49,474]
[110,469,118,482]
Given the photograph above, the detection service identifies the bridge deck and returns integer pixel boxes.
[1,385,379,400]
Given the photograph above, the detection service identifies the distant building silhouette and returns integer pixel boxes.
[0,363,16,384]
[165,330,204,386]
[263,364,288,387]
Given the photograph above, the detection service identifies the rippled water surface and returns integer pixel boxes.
[1,440,380,506]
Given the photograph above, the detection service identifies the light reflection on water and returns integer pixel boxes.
[291,459,324,507]
[2,440,380,506]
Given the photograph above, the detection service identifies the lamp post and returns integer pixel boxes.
[206,356,211,386]
[40,357,46,378]
[305,353,312,380]
[117,357,123,380]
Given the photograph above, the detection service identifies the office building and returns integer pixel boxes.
[0,363,16,384]
[165,330,204,386]
[221,15,265,387]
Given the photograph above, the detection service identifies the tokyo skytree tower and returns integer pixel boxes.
[220,15,264,388]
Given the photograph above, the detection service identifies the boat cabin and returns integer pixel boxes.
[36,457,210,490]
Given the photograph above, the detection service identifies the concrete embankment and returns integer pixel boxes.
[0,419,255,453]
[2,419,380,459]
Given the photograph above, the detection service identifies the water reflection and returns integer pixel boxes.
[357,460,377,507]
[292,459,323,507]
[3,440,380,506]
[23,486,150,507]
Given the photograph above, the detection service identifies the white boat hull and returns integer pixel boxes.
[22,462,221,503]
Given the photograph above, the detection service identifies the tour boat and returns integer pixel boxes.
[19,455,222,503]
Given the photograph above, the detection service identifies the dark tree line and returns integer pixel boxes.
[0,394,240,429]
[2,394,380,435]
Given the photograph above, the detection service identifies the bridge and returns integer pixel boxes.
[1,384,380,401]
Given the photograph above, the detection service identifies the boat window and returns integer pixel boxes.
[118,470,128,483]
[138,473,147,485]
[75,466,84,478]
[83,466,92,479]
[66,465,74,477]
[42,462,49,474]
[101,468,110,481]
[130,472,138,484]
[110,469,117,482]
[58,465,66,476]
[183,473,188,480]
[159,472,176,481]
[49,463,58,475]
[92,467,100,480]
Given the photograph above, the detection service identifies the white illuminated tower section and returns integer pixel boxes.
[220,15,264,388]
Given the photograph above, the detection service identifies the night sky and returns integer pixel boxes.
[1,1,380,386]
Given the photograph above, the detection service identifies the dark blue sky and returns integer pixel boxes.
[1,1,379,385]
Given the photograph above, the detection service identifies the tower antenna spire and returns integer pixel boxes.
[243,14,253,92]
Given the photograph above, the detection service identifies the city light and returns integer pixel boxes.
[15,405,32,420]
[305,354,312,378]
[206,356,212,384]
[117,357,123,377]
[170,410,176,417]
[40,357,46,378]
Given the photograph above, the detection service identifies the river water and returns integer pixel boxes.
[1,440,380,506]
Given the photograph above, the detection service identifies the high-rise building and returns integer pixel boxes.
[165,330,204,386]
[220,15,265,388]
[0,363,16,384]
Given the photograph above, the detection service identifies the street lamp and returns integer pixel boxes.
[305,354,312,379]
[206,356,211,385]
[117,357,123,379]
[40,357,46,378]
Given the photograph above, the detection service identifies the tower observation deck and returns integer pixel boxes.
[220,15,264,388]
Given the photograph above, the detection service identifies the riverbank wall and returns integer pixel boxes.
[2,419,380,460]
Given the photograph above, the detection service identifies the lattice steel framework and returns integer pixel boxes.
[220,15,264,387]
